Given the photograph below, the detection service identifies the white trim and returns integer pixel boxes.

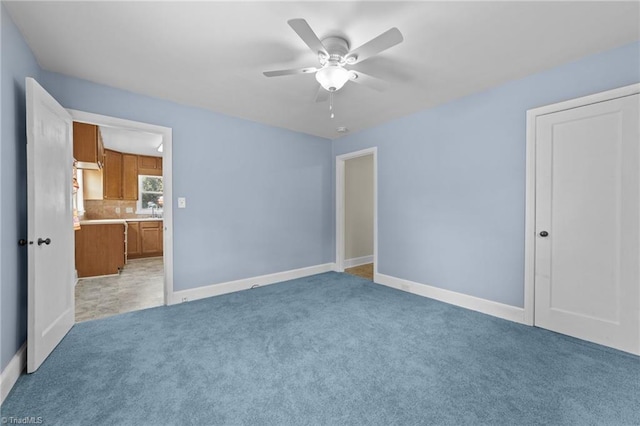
[344,255,374,268]
[169,263,336,305]
[335,148,378,275]
[67,110,174,308]
[375,273,525,324]
[1,343,26,405]
[524,83,640,327]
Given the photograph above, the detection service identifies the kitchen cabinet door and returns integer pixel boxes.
[140,221,163,256]
[140,221,162,255]
[122,153,138,200]
[138,155,163,176]
[127,221,140,257]
[73,122,103,168]
[103,149,123,199]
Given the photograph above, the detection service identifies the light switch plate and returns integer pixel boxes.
[178,197,186,208]
[115,207,121,214]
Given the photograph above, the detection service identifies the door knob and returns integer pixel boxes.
[37,237,51,246]
[539,231,549,237]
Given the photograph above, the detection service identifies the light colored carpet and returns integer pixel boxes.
[5,272,639,425]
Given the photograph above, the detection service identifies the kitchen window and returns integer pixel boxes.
[137,175,163,214]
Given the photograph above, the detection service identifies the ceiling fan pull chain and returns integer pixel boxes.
[330,91,335,119]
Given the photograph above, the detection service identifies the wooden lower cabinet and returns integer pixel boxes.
[127,220,163,259]
[75,224,126,278]
[127,221,140,257]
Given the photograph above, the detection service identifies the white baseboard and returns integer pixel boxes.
[1,343,26,405]
[344,255,374,268]
[374,273,526,324]
[169,263,336,305]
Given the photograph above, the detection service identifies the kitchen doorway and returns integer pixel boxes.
[69,110,173,322]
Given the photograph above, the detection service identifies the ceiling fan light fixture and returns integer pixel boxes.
[315,65,350,92]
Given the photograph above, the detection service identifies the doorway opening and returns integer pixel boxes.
[336,148,377,281]
[69,110,173,322]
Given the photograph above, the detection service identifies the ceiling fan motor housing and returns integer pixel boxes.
[319,37,351,66]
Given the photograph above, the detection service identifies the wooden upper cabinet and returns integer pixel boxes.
[101,151,139,201]
[103,149,123,199]
[138,155,158,169]
[87,148,160,201]
[138,155,162,176]
[73,122,104,168]
[122,154,138,201]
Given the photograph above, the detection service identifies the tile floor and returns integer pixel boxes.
[345,263,374,280]
[75,257,164,322]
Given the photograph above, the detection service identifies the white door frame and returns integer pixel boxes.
[68,109,174,305]
[523,83,640,326]
[335,147,378,276]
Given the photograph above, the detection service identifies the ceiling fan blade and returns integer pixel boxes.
[349,71,388,92]
[315,86,329,103]
[288,19,329,57]
[263,67,318,77]
[347,28,403,64]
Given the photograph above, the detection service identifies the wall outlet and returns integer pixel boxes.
[115,207,121,214]
[178,197,186,208]
[181,297,188,303]
[126,207,133,213]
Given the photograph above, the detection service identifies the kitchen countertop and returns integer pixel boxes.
[79,218,163,225]
[79,219,128,225]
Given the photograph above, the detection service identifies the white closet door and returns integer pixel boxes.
[534,94,639,355]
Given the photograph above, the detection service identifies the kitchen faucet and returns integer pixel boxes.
[148,202,159,218]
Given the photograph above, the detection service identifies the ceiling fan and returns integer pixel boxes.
[263,19,404,100]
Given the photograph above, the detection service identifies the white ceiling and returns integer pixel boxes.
[6,1,639,140]
[99,126,163,157]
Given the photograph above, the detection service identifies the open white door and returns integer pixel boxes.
[26,78,75,372]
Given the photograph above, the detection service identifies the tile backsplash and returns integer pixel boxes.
[83,200,151,219]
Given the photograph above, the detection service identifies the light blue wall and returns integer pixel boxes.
[1,5,332,372]
[2,1,638,373]
[0,4,41,371]
[334,41,640,308]
[39,72,334,290]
